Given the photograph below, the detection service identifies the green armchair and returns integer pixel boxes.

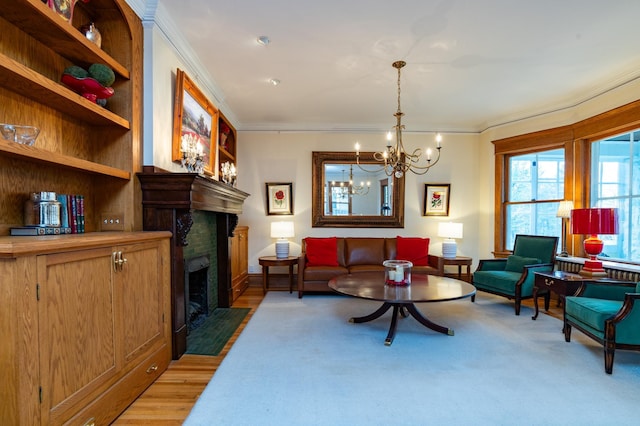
[564,281,640,374]
[472,234,558,315]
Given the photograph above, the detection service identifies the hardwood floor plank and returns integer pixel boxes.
[113,286,265,424]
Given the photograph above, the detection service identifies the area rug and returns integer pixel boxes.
[184,292,640,425]
[186,308,250,356]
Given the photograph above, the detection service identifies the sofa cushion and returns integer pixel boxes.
[303,265,349,281]
[565,296,624,332]
[396,236,430,266]
[504,255,541,272]
[345,238,385,266]
[473,270,524,296]
[305,237,339,267]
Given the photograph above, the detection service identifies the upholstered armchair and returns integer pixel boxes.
[472,234,558,315]
[564,281,640,374]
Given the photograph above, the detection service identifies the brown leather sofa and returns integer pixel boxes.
[297,237,444,298]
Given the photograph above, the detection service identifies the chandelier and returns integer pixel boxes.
[331,165,371,196]
[355,60,442,178]
[347,164,370,196]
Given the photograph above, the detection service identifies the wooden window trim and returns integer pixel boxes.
[492,98,640,255]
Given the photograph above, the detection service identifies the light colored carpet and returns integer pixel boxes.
[185,291,640,426]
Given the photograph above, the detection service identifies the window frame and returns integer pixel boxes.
[493,99,640,261]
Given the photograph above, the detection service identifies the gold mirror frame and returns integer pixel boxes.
[312,151,405,228]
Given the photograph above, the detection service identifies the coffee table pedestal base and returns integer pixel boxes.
[350,302,454,346]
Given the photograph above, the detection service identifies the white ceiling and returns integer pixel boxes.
[154,0,640,133]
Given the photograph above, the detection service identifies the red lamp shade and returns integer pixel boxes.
[570,208,618,277]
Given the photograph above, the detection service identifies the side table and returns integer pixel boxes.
[532,271,635,321]
[258,256,298,294]
[439,256,473,282]
[532,271,583,321]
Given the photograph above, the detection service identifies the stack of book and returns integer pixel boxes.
[10,194,85,236]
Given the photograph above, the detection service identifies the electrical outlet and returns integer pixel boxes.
[101,213,124,231]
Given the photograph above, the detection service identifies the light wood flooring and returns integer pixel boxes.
[113,285,563,424]
[113,285,266,425]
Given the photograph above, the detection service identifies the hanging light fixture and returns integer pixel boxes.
[348,164,370,196]
[331,166,371,196]
[355,60,442,178]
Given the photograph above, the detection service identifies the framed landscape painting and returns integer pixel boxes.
[172,68,219,178]
[266,182,294,215]
[423,184,450,216]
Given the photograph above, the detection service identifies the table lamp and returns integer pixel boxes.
[271,221,294,258]
[556,200,574,257]
[570,208,618,277]
[437,222,463,259]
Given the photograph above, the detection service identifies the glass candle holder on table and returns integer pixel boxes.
[383,260,413,286]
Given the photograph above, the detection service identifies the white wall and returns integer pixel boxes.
[236,131,481,273]
[139,6,640,276]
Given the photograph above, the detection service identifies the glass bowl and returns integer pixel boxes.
[0,124,40,146]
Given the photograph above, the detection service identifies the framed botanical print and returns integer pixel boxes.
[423,184,450,216]
[266,182,294,215]
[172,68,219,178]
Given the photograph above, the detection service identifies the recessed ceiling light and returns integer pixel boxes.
[257,36,270,46]
[269,78,280,86]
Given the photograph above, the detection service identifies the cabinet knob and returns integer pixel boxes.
[146,363,159,374]
[82,418,96,426]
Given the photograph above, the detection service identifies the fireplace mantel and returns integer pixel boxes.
[137,167,250,358]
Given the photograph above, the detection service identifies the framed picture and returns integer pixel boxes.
[423,184,450,216]
[172,68,219,178]
[266,182,294,215]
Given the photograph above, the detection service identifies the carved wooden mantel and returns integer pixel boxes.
[137,167,250,359]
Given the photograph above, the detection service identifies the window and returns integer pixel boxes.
[505,149,565,250]
[590,130,640,262]
[326,181,351,215]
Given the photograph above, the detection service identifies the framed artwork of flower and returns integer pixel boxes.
[266,182,293,215]
[423,184,450,216]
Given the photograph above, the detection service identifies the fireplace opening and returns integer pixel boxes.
[184,255,210,333]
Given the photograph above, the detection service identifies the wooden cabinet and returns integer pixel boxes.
[0,232,171,425]
[230,225,249,301]
[0,0,143,235]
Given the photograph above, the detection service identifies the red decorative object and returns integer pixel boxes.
[571,208,619,277]
[48,0,89,24]
[61,74,114,103]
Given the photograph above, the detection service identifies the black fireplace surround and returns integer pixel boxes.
[138,167,250,359]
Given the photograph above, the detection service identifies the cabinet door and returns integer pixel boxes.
[115,240,168,363]
[37,247,117,425]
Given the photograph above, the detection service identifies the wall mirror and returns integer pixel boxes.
[312,151,405,227]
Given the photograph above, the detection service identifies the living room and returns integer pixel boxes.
[2,1,640,424]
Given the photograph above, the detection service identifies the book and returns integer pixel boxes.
[57,194,69,228]
[11,226,72,236]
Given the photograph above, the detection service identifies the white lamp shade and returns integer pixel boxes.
[556,200,574,218]
[270,221,295,238]
[437,222,463,239]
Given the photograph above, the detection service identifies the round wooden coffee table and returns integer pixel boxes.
[329,272,476,345]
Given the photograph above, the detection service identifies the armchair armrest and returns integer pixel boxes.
[475,258,507,272]
[576,281,638,301]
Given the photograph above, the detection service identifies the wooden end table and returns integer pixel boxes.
[258,256,298,294]
[532,271,634,321]
[439,256,473,282]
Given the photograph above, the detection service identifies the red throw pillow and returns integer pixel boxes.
[305,237,339,267]
[396,236,430,266]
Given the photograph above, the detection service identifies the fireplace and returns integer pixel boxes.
[185,255,210,332]
[138,168,250,359]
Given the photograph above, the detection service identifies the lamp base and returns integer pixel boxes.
[441,239,457,259]
[275,239,290,259]
[578,258,607,277]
